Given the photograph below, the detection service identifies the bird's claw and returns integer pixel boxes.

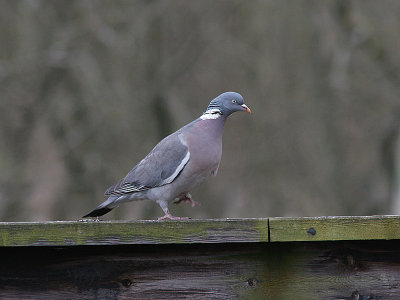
[174,193,199,207]
[158,214,190,221]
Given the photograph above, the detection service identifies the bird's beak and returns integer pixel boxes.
[241,104,251,114]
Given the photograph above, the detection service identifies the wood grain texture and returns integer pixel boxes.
[1,217,400,299]
[269,215,400,242]
[0,241,399,299]
[0,218,269,246]
[1,216,399,247]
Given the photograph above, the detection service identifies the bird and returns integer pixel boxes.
[83,92,251,220]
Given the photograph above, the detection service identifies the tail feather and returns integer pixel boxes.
[82,196,118,218]
[83,206,113,218]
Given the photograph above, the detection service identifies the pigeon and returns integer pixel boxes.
[83,92,251,220]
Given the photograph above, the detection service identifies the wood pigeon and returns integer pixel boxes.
[83,92,251,220]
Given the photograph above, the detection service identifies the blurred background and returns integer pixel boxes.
[1,0,399,221]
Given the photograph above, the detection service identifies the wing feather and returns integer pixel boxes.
[105,133,190,196]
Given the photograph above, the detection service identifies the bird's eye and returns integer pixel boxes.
[232,99,237,104]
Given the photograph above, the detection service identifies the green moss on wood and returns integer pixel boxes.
[0,218,269,247]
[1,216,399,247]
[269,215,400,242]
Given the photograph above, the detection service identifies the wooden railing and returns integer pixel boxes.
[1,216,399,299]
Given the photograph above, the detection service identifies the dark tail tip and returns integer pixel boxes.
[82,207,113,218]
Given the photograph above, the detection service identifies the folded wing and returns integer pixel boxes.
[105,134,190,196]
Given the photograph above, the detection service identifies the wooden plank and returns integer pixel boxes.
[269,215,400,242]
[0,218,269,247]
[0,240,399,299]
[1,216,399,247]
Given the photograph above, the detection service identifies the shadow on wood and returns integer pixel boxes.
[0,241,399,299]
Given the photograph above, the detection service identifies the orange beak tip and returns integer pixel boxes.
[242,104,251,114]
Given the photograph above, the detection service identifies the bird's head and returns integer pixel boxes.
[202,92,251,119]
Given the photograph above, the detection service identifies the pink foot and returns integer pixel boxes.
[174,193,199,207]
[158,213,190,221]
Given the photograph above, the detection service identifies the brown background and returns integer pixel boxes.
[1,0,399,221]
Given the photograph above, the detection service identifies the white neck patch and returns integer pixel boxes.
[200,109,222,120]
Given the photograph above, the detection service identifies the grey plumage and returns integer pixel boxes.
[105,134,190,196]
[83,92,251,220]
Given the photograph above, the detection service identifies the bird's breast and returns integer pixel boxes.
[184,121,223,174]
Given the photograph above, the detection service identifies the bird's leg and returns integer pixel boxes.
[158,203,189,221]
[173,193,199,207]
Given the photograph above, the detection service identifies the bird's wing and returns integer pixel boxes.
[105,133,190,196]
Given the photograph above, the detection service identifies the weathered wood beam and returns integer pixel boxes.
[1,241,400,299]
[0,218,269,247]
[269,215,400,242]
[1,216,399,247]
[0,216,400,298]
